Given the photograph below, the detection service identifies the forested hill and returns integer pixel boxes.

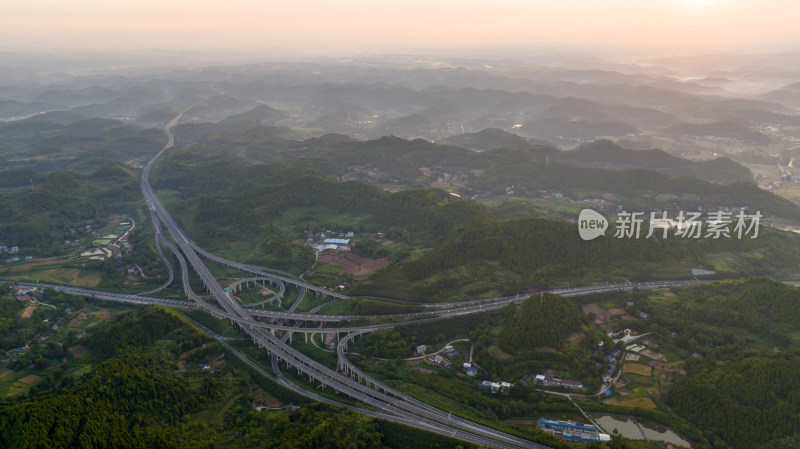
[666,356,800,449]
[499,293,585,351]
[0,117,163,172]
[154,132,800,224]
[169,124,754,186]
[556,139,752,184]
[611,278,800,448]
[439,127,558,152]
[174,174,492,244]
[640,278,800,351]
[0,307,389,449]
[390,218,800,297]
[155,159,800,300]
[151,149,325,198]
[0,165,141,248]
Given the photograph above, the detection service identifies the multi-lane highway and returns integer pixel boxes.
[8,111,727,448]
[136,113,557,448]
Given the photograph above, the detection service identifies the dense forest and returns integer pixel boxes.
[620,278,800,448]
[468,295,610,388]
[161,167,492,273]
[0,165,141,250]
[159,131,800,223]
[376,218,800,301]
[0,118,164,172]
[0,302,645,449]
[638,278,800,356]
[0,307,391,449]
[666,356,800,449]
[151,154,800,299]
[0,287,86,363]
[498,293,585,351]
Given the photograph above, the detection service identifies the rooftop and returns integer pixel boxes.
[323,238,350,245]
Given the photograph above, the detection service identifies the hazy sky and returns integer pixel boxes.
[2,0,799,54]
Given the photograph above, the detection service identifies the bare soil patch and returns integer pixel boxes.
[641,349,666,361]
[316,252,390,277]
[534,347,558,353]
[21,305,36,319]
[581,302,610,323]
[19,374,41,385]
[253,388,281,408]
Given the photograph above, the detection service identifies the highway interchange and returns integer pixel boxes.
[9,112,726,448]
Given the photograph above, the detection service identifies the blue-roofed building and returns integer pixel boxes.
[538,418,611,443]
[323,238,350,246]
[313,238,351,253]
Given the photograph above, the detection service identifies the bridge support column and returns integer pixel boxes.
[305,333,308,344]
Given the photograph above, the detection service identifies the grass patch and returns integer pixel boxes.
[624,363,653,377]
[291,335,338,370]
[195,393,243,426]
[604,396,657,409]
[68,345,89,359]
[0,266,102,287]
[488,345,513,361]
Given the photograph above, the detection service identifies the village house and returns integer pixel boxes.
[534,373,584,389]
[427,354,452,368]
